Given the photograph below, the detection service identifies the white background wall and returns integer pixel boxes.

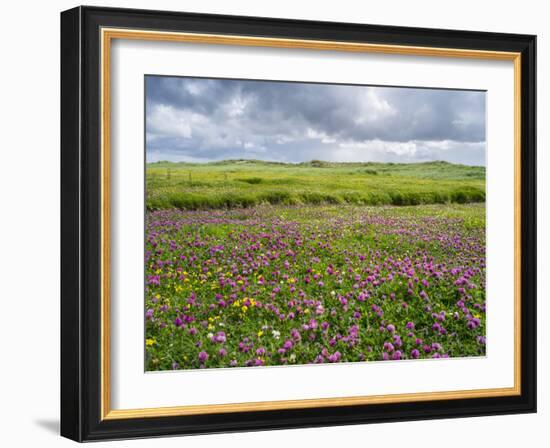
[0,0,546,446]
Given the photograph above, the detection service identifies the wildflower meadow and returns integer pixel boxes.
[144,162,486,371]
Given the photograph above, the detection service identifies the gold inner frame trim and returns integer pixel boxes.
[100,27,522,420]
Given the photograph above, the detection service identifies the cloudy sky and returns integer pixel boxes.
[145,76,486,165]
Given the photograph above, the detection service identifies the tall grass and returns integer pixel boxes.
[146,160,485,210]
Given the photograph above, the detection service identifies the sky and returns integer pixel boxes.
[145,76,486,166]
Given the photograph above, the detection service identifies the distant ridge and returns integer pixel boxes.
[147,159,485,169]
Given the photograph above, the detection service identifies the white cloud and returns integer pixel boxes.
[224,95,249,117]
[329,139,485,164]
[339,139,418,156]
[147,104,198,139]
[354,89,397,125]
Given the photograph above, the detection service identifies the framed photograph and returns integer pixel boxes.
[60,6,536,442]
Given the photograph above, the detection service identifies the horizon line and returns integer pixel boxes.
[145,158,486,168]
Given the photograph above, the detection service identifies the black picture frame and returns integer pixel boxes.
[61,5,536,442]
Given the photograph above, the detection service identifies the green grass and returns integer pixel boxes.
[146,160,485,210]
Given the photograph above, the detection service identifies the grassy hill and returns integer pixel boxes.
[146,160,485,210]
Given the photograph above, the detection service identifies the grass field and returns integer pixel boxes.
[145,163,486,370]
[146,160,485,210]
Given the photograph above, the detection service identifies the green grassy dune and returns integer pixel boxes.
[146,159,485,210]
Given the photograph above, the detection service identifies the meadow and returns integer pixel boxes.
[145,161,486,370]
[146,160,485,210]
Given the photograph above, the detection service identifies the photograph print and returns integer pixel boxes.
[144,75,487,371]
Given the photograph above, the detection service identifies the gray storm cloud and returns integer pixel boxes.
[145,76,486,165]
